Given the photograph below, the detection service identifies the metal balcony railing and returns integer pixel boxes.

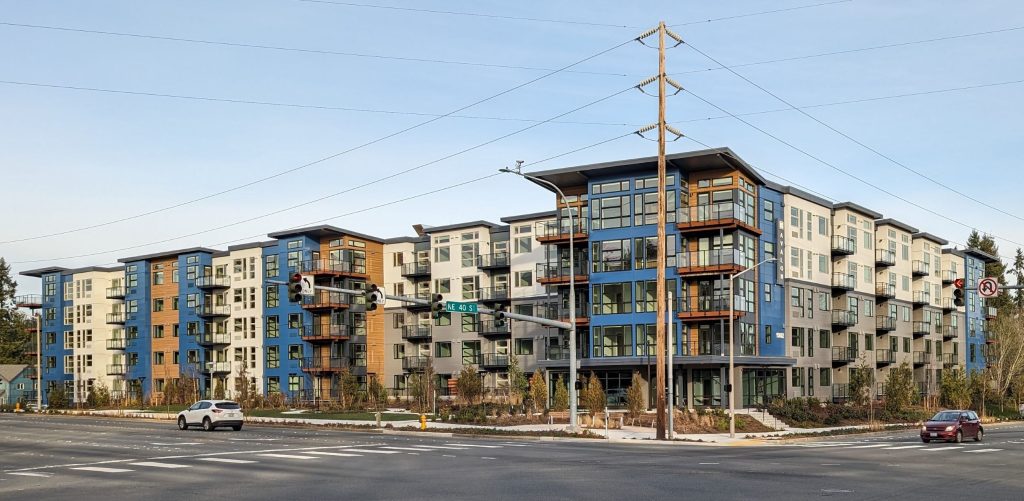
[476,252,510,269]
[299,323,352,341]
[831,235,856,255]
[479,353,510,368]
[832,272,855,290]
[913,351,931,365]
[912,260,931,276]
[876,316,896,332]
[401,325,432,341]
[106,338,127,350]
[195,275,231,289]
[198,332,231,346]
[477,320,512,337]
[832,346,856,364]
[941,270,957,284]
[677,248,745,269]
[677,202,753,227]
[831,310,858,327]
[478,286,510,302]
[942,353,957,367]
[302,291,351,309]
[206,361,231,373]
[875,249,896,266]
[912,321,931,337]
[300,259,362,275]
[876,348,895,365]
[535,220,589,241]
[536,262,589,281]
[195,304,231,317]
[875,282,896,298]
[940,297,955,310]
[942,325,956,341]
[912,290,931,305]
[301,357,350,372]
[14,295,43,308]
[105,364,126,376]
[402,356,432,371]
[106,312,126,324]
[105,287,126,300]
[400,262,431,277]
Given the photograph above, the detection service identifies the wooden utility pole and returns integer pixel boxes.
[654,20,668,441]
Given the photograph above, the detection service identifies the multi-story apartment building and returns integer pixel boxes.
[17,147,1001,409]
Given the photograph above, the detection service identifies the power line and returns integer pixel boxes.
[683,39,1024,226]
[10,84,636,264]
[669,0,852,27]
[0,37,633,245]
[672,24,1024,76]
[0,21,629,77]
[295,0,640,28]
[0,79,634,127]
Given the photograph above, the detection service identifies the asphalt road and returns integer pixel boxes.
[2,414,1024,500]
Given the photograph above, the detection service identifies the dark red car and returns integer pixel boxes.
[921,410,983,443]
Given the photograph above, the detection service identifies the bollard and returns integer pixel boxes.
[419,414,427,431]
[14,402,21,413]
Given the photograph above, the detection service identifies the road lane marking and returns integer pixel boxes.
[227,438,280,441]
[481,457,497,460]
[258,453,317,459]
[921,447,963,452]
[306,451,363,457]
[71,467,134,473]
[446,443,502,448]
[698,462,719,465]
[130,462,191,469]
[196,458,257,464]
[381,446,443,452]
[151,442,202,446]
[883,445,925,450]
[821,464,841,466]
[8,472,52,477]
[964,448,1004,453]
[343,449,400,454]
[845,444,890,449]
[401,445,467,450]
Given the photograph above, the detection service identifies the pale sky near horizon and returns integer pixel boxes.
[3,0,1023,294]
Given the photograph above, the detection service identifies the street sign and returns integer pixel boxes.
[445,301,478,314]
[373,289,386,306]
[978,277,999,298]
[300,274,314,297]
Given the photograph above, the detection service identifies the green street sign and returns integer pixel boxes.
[445,301,479,314]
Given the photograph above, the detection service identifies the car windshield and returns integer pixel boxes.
[216,402,241,410]
[931,411,961,422]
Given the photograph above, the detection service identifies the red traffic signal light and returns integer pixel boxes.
[287,273,304,303]
[953,278,965,289]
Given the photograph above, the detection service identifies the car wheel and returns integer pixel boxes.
[954,430,963,443]
[921,438,930,443]
[177,416,188,430]
[232,425,242,431]
[203,417,214,432]
[975,428,983,442]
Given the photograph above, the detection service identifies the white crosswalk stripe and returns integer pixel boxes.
[342,448,400,454]
[921,447,963,452]
[381,446,443,452]
[446,443,502,448]
[196,458,257,464]
[964,448,1004,453]
[71,467,134,473]
[883,445,925,450]
[258,453,318,460]
[8,472,53,477]
[130,462,191,469]
[306,451,363,457]
[403,445,468,450]
[845,444,890,449]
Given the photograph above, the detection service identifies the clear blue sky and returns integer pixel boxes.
[3,0,1023,293]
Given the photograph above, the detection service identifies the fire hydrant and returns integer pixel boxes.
[419,414,427,431]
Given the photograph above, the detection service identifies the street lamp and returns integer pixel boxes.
[499,161,579,431]
[729,256,778,438]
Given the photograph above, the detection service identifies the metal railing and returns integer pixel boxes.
[207,361,231,373]
[677,202,752,227]
[536,262,589,280]
[195,275,231,289]
[832,310,858,326]
[876,348,895,364]
[302,291,351,308]
[875,249,896,266]
[832,346,856,363]
[400,262,431,277]
[831,235,856,255]
[912,321,931,337]
[105,364,125,375]
[299,323,352,340]
[535,220,589,239]
[876,282,896,298]
[477,252,510,269]
[302,357,350,371]
[106,312,126,324]
[941,270,957,284]
[832,272,855,290]
[402,356,432,371]
[198,332,231,346]
[300,259,362,275]
[941,353,957,366]
[913,351,931,365]
[677,294,747,315]
[401,325,432,340]
[942,325,956,340]
[479,353,510,368]
[106,338,127,350]
[195,304,231,317]
[677,248,745,269]
[105,287,126,299]
[14,294,43,307]
[912,290,931,305]
[912,260,930,275]
[940,297,955,310]
[478,286,510,302]
[477,320,511,337]
[876,316,896,331]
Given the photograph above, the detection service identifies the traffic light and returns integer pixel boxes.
[365,284,382,312]
[431,294,445,320]
[287,272,304,303]
[953,278,965,307]
[493,304,508,327]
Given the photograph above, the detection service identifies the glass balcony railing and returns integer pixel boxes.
[831,235,856,255]
[912,260,931,276]
[400,262,431,277]
[476,252,510,269]
[832,272,855,290]
[875,249,896,266]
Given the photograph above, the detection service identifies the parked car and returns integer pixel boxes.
[177,400,244,431]
[921,410,982,443]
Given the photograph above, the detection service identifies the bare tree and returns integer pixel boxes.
[985,309,1024,399]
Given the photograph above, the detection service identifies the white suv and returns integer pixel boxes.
[177,400,244,431]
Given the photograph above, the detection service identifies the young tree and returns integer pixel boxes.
[983,310,1024,400]
[581,372,605,420]
[339,368,361,410]
[626,371,645,424]
[367,375,388,413]
[529,370,548,414]
[941,367,971,410]
[0,257,31,364]
[456,364,483,405]
[884,363,916,414]
[48,386,68,409]
[507,354,528,412]
[552,375,569,412]
[213,378,226,400]
[848,359,873,407]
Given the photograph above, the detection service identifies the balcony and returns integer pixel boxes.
[106,338,127,350]
[477,320,511,338]
[942,353,957,367]
[401,325,432,341]
[400,262,431,278]
[912,290,931,306]
[478,286,511,303]
[195,275,231,290]
[831,235,856,256]
[476,252,510,270]
[106,364,126,376]
[832,272,855,291]
[941,270,957,284]
[676,249,745,277]
[875,249,896,267]
[301,291,351,311]
[14,295,43,309]
[535,220,589,245]
[681,339,727,357]
[916,382,936,397]
[195,304,231,318]
[676,203,761,236]
[942,325,956,341]
[875,282,896,299]
[831,310,858,328]
[876,348,895,366]
[913,351,931,366]
[912,260,930,276]
[541,304,590,327]
[105,287,126,300]
[875,316,896,333]
[405,292,434,311]
[106,312,127,325]
[677,295,744,323]
[832,346,857,366]
[206,361,231,374]
[831,384,851,404]
[300,323,351,343]
[301,357,349,374]
[479,353,510,369]
[198,332,231,347]
[986,307,997,320]
[402,356,432,371]
[536,262,589,286]
[912,321,932,338]
[300,259,364,277]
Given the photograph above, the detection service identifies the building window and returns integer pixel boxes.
[461,314,477,333]
[593,283,632,315]
[266,286,279,308]
[153,298,164,312]
[434,312,451,327]
[592,196,631,230]
[153,272,164,285]
[633,236,676,269]
[593,325,632,357]
[434,246,450,263]
[266,347,280,369]
[633,191,676,226]
[288,314,301,329]
[266,316,279,338]
[515,236,532,254]
[592,239,631,272]
[462,341,481,365]
[514,271,533,287]
[462,276,478,300]
[515,339,534,355]
[267,377,280,393]
[288,375,302,392]
[592,180,629,194]
[153,352,165,365]
[461,243,478,268]
[763,200,775,221]
[153,325,164,338]
[288,345,303,360]
[820,368,831,387]
[436,342,452,358]
[393,344,405,359]
[764,325,772,344]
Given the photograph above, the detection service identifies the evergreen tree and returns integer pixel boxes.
[0,257,31,364]
[528,370,548,413]
[1013,248,1024,309]
[625,372,645,422]
[552,375,569,412]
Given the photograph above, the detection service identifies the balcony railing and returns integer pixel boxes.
[14,295,43,308]
[677,248,747,275]
[301,357,350,372]
[876,348,895,365]
[941,353,957,367]
[832,346,856,365]
[940,297,955,311]
[195,275,231,289]
[106,338,127,350]
[677,294,746,321]
[206,361,231,373]
[477,320,511,337]
[535,220,589,243]
[301,291,351,310]
[912,321,932,337]
[876,316,896,332]
[831,310,858,327]
[476,252,510,269]
[105,287,126,300]
[912,260,930,276]
[986,307,997,319]
[106,312,127,324]
[300,259,362,276]
[832,272,855,291]
[478,286,511,302]
[940,270,957,284]
[401,262,431,277]
[676,202,757,233]
[299,323,351,341]
[875,282,896,298]
[543,345,573,361]
[198,332,231,346]
[831,235,856,255]
[479,353,510,368]
[402,356,432,371]
[831,383,851,403]
[540,304,590,323]
[942,325,956,341]
[536,262,589,283]
[195,304,231,317]
[913,351,931,366]
[105,364,126,376]
[916,382,936,396]
[875,249,896,267]
[912,290,931,305]
[401,325,432,341]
